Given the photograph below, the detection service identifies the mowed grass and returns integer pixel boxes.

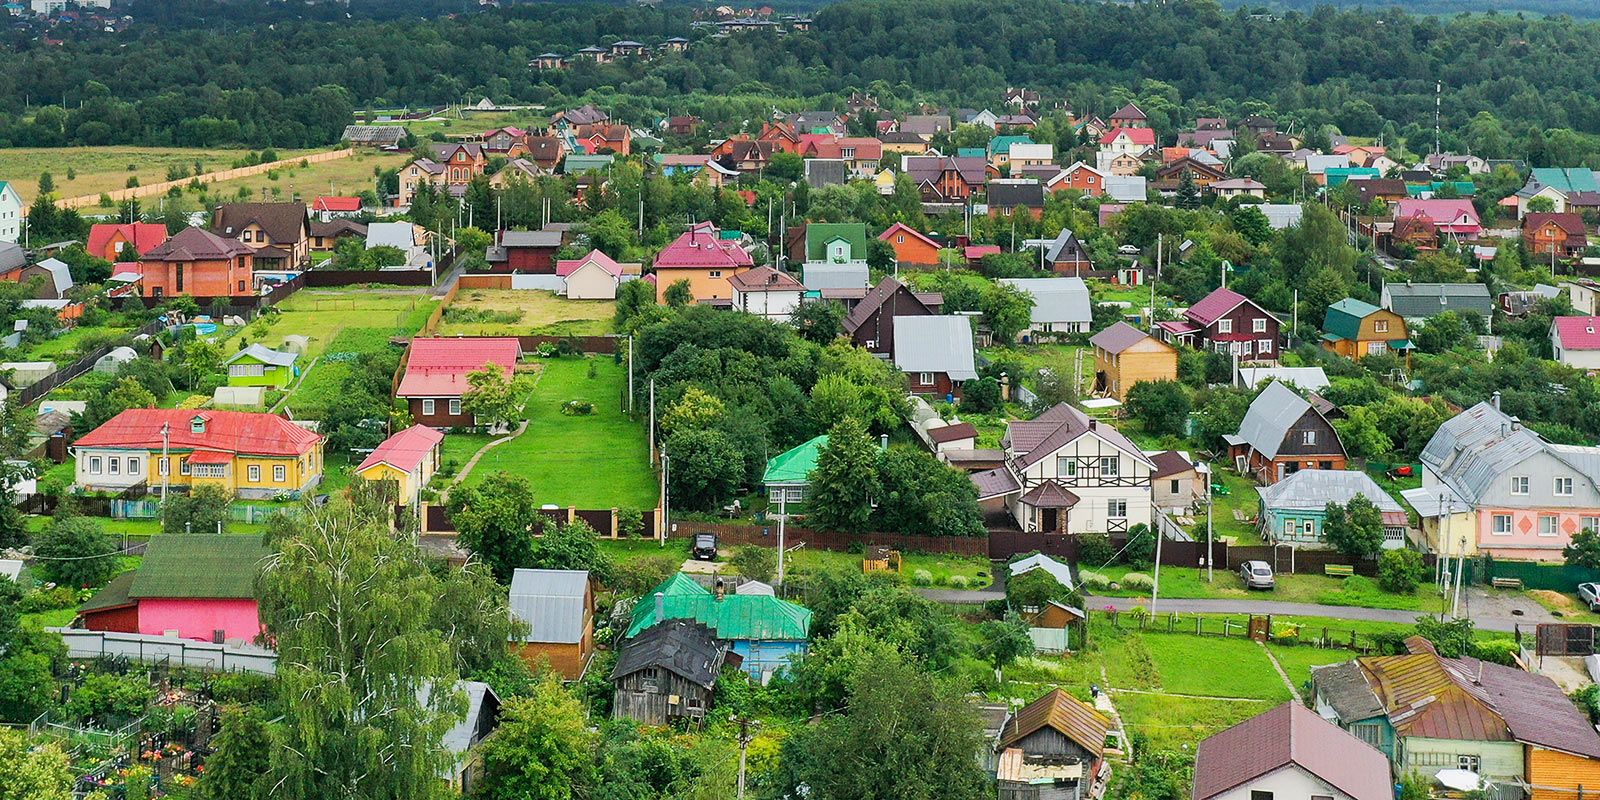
[1107,631,1292,701]
[23,325,134,362]
[437,289,615,337]
[0,146,316,203]
[1087,565,1439,612]
[1267,642,1361,690]
[979,343,1093,392]
[247,289,436,359]
[462,356,656,509]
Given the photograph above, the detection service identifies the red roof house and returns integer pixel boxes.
[1155,286,1282,360]
[355,424,445,505]
[1392,199,1482,237]
[396,337,523,428]
[1551,316,1600,369]
[1099,127,1157,149]
[312,195,362,215]
[86,222,167,262]
[651,222,754,304]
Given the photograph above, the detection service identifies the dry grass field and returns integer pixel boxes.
[437,289,614,336]
[0,146,317,204]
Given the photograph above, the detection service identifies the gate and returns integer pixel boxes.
[1535,623,1597,656]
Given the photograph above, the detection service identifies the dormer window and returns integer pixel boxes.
[191,416,207,435]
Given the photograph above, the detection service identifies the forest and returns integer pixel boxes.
[1226,0,1600,20]
[4,0,1600,159]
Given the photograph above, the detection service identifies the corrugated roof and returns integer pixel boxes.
[1235,382,1321,460]
[1006,403,1154,471]
[129,535,268,599]
[357,424,444,473]
[628,573,811,641]
[1235,367,1330,393]
[1419,401,1554,504]
[998,689,1109,755]
[970,466,1021,499]
[611,618,725,688]
[1089,321,1163,354]
[1552,316,1600,351]
[73,408,322,457]
[1383,282,1494,319]
[1322,298,1383,342]
[508,568,590,644]
[893,316,978,380]
[226,343,297,368]
[1193,702,1392,800]
[763,435,827,484]
[1257,469,1404,515]
[997,277,1090,326]
[1185,287,1252,326]
[396,337,521,398]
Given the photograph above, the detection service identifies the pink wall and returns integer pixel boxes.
[1475,507,1600,561]
[136,598,262,643]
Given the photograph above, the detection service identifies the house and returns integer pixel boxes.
[0,181,21,243]
[341,125,407,148]
[1225,381,1347,485]
[1150,450,1204,513]
[986,180,1046,219]
[658,154,738,189]
[1047,162,1109,197]
[136,227,257,298]
[711,138,775,173]
[995,690,1111,800]
[563,153,616,176]
[1007,142,1054,170]
[553,249,635,300]
[353,424,444,508]
[1551,316,1600,369]
[399,143,487,205]
[730,266,804,321]
[553,103,608,127]
[1325,167,1381,188]
[1154,157,1227,188]
[878,222,941,267]
[485,229,562,273]
[1312,636,1600,793]
[881,131,931,155]
[12,257,72,299]
[311,195,362,220]
[652,222,753,305]
[213,202,312,269]
[904,155,987,202]
[396,337,522,428]
[627,573,810,684]
[309,219,368,252]
[1109,103,1148,128]
[843,276,941,356]
[437,680,500,793]
[508,568,594,680]
[1321,298,1411,361]
[1380,282,1495,325]
[71,409,325,499]
[1258,469,1407,550]
[1193,702,1392,800]
[611,618,725,725]
[1523,212,1588,257]
[1090,322,1178,402]
[1403,396,1600,560]
[1155,286,1282,360]
[970,402,1156,535]
[895,315,978,397]
[575,122,631,156]
[900,115,951,138]
[78,534,269,642]
[1099,126,1156,160]
[224,343,298,389]
[763,434,825,508]
[1502,284,1561,317]
[1391,198,1482,239]
[86,222,166,261]
[798,136,882,178]
[1306,154,1352,184]
[927,421,978,454]
[524,136,565,172]
[998,277,1090,340]
[365,222,426,267]
[1033,228,1095,275]
[1234,366,1330,393]
[800,222,869,290]
[1208,178,1266,200]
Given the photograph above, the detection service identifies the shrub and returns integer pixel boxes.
[561,400,594,416]
[1077,533,1115,567]
[1077,570,1111,591]
[730,545,776,583]
[911,569,933,586]
[948,575,971,589]
[1472,638,1519,666]
[66,673,155,723]
[18,586,78,613]
[1377,548,1427,594]
[1120,572,1154,591]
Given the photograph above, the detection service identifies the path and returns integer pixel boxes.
[437,365,548,502]
[51,148,356,210]
[1256,640,1302,703]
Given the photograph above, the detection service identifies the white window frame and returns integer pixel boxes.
[179,458,191,476]
[1583,516,1600,533]
[1284,518,1295,538]
[89,456,102,474]
[274,464,287,482]
[1216,318,1232,334]
[1099,456,1119,477]
[1511,476,1530,495]
[1492,514,1513,535]
[449,398,462,416]
[918,372,933,386]
[158,457,168,476]
[1556,477,1574,496]
[1303,519,1315,537]
[422,399,436,416]
[1539,514,1559,537]
[1107,499,1127,518]
[108,457,120,475]
[1302,430,1316,445]
[708,270,722,278]
[1252,318,1267,333]
[248,465,261,482]
[1374,319,1389,333]
[1258,338,1274,353]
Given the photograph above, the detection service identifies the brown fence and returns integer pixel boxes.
[1533,623,1597,656]
[457,274,513,290]
[986,530,1230,567]
[518,334,621,355]
[11,318,166,408]
[420,504,656,538]
[53,149,355,210]
[674,520,990,556]
[420,280,459,336]
[1100,608,1379,653]
[1229,545,1385,577]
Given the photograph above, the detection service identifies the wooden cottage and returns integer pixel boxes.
[996,689,1112,800]
[611,618,727,725]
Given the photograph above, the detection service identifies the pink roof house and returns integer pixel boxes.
[396,337,522,426]
[651,222,754,304]
[1551,316,1600,370]
[1392,199,1482,237]
[555,249,640,300]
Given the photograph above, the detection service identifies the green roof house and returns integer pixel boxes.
[987,134,1034,160]
[1324,167,1380,187]
[225,343,299,388]
[763,434,826,505]
[801,224,869,291]
[1320,298,1410,361]
[629,573,812,683]
[78,534,271,642]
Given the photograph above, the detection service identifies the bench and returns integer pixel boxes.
[1324,564,1355,577]
[1490,577,1524,591]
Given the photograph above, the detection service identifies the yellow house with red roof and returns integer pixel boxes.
[354,425,445,506]
[71,409,325,499]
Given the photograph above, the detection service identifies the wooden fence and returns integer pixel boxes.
[419,503,656,538]
[674,520,991,556]
[303,269,434,288]
[457,274,513,290]
[519,334,621,355]
[1099,608,1380,653]
[53,149,355,210]
[986,529,1231,567]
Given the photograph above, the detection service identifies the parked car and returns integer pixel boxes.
[691,532,719,561]
[1117,244,1140,255]
[1579,582,1600,611]
[1238,560,1275,589]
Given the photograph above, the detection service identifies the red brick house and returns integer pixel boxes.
[1155,286,1281,360]
[576,123,631,156]
[86,222,167,262]
[136,228,256,298]
[396,337,523,428]
[904,156,987,203]
[1523,212,1588,257]
[1045,162,1108,197]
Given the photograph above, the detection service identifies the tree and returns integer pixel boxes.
[730,544,776,583]
[455,226,492,257]
[1125,380,1191,436]
[1333,406,1393,460]
[200,707,272,800]
[1415,310,1473,353]
[663,278,692,308]
[473,676,597,800]
[1378,548,1426,594]
[976,613,1035,684]
[1528,195,1557,213]
[161,483,233,534]
[1565,526,1600,569]
[1175,170,1200,210]
[1230,205,1272,246]
[866,237,897,271]
[34,517,117,589]
[461,366,519,431]
[806,418,882,533]
[659,385,724,437]
[1007,567,1071,610]
[83,376,157,431]
[36,172,54,196]
[528,519,614,585]
[0,728,74,800]
[663,427,743,511]
[981,282,1034,343]
[613,279,657,331]
[960,376,1001,412]
[447,472,541,583]
[790,298,846,344]
[1322,496,1386,560]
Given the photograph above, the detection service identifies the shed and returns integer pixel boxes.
[611,618,726,725]
[508,568,595,679]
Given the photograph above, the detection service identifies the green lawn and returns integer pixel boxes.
[1087,565,1439,612]
[22,325,135,363]
[1113,692,1274,750]
[1106,631,1292,701]
[1207,469,1266,545]
[241,288,437,361]
[284,327,400,416]
[980,343,1093,393]
[1267,642,1361,690]
[460,356,656,509]
[1087,279,1181,310]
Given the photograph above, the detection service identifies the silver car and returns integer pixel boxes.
[1579,582,1600,611]
[1238,560,1275,590]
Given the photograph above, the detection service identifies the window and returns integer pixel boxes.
[1374,319,1390,333]
[1250,791,1274,800]
[193,464,225,478]
[229,364,266,377]
[422,399,436,416]
[1583,516,1600,533]
[449,399,462,416]
[1556,477,1574,496]
[248,465,261,482]
[1457,755,1480,773]
[1252,318,1267,333]
[896,235,905,244]
[108,458,119,475]
[1304,519,1316,537]
[918,372,933,386]
[1301,430,1317,445]
[1285,519,1296,537]
[158,457,168,476]
[1492,514,1512,535]
[1351,723,1383,749]
[1169,479,1180,493]
[1108,499,1127,518]
[1540,515,1559,537]
[1099,456,1119,477]
[1367,341,1386,355]
[1512,476,1530,495]
[1217,319,1232,334]
[1057,457,1077,477]
[89,456,102,474]
[179,458,191,476]
[241,230,253,243]
[708,270,722,278]
[1258,339,1274,353]
[274,465,286,482]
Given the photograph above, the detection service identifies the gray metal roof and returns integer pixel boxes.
[1420,401,1547,504]
[804,158,847,189]
[1105,176,1147,203]
[499,230,563,248]
[801,262,869,291]
[365,221,418,250]
[1257,469,1403,514]
[1382,282,1494,320]
[1258,204,1304,230]
[508,568,589,644]
[998,277,1090,326]
[1236,382,1313,460]
[35,258,73,294]
[611,618,725,688]
[1236,366,1329,392]
[892,315,978,380]
[1311,661,1385,724]
[227,343,298,368]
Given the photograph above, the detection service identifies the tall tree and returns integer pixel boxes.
[446,472,541,583]
[473,676,598,800]
[1322,496,1385,560]
[806,417,882,533]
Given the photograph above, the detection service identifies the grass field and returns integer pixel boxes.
[22,325,134,363]
[980,343,1093,392]
[0,146,317,204]
[1087,565,1440,611]
[458,356,656,508]
[200,149,410,205]
[437,289,615,337]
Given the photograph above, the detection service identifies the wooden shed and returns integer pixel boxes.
[610,619,728,726]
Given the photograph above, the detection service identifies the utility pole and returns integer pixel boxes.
[627,336,635,415]
[734,716,759,800]
[1150,517,1164,614]
[648,378,657,464]
[1205,470,1214,583]
[660,453,670,547]
[777,492,787,586]
[1452,535,1466,618]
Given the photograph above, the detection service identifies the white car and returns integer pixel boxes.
[1238,560,1275,590]
[1578,582,1600,611]
[1117,244,1140,255]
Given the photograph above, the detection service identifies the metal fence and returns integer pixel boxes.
[1485,556,1599,591]
[11,319,165,408]
[50,629,277,675]
[109,499,288,524]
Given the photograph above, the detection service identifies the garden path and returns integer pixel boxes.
[439,364,550,501]
[1255,641,1302,703]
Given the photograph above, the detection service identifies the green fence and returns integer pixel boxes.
[1485,557,1600,591]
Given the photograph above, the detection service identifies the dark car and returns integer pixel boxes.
[691,533,718,561]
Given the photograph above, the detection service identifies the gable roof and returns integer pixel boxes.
[32,258,72,295]
[1186,286,1272,326]
[1192,702,1392,800]
[508,568,590,644]
[1257,469,1404,516]
[999,689,1109,756]
[1322,298,1386,341]
[1101,127,1156,147]
[213,202,309,244]
[997,277,1090,325]
[1525,212,1587,237]
[87,223,166,259]
[144,227,254,261]
[1235,382,1326,460]
[1236,366,1329,393]
[878,222,939,251]
[628,573,812,641]
[555,249,626,278]
[357,424,445,474]
[730,266,804,293]
[1418,400,1600,505]
[928,421,978,444]
[226,343,297,368]
[611,618,725,688]
[843,276,936,334]
[1382,282,1494,319]
[396,337,521,398]
[655,222,753,270]
[892,315,978,380]
[1005,403,1154,470]
[1553,316,1600,351]
[987,180,1045,209]
[805,223,868,262]
[1110,103,1147,122]
[129,534,269,600]
[1531,167,1600,194]
[74,408,322,457]
[312,196,362,213]
[763,434,827,485]
[1009,554,1075,588]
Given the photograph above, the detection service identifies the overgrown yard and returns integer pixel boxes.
[459,356,656,509]
[980,343,1092,393]
[436,289,614,336]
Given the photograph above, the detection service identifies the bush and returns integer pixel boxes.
[1077,533,1115,567]
[18,586,78,613]
[911,569,934,586]
[1472,638,1519,666]
[730,545,776,583]
[1120,572,1154,591]
[66,673,155,724]
[1377,548,1426,594]
[948,575,971,589]
[1077,570,1111,591]
[561,400,594,416]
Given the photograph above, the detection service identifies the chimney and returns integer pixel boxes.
[654,591,665,620]
[1088,419,1097,430]
[879,434,889,450]
[1491,391,1501,410]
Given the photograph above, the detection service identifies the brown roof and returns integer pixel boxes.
[144,227,254,261]
[1149,450,1194,479]
[970,466,1020,499]
[998,689,1109,756]
[1524,212,1587,237]
[842,276,936,335]
[928,422,978,444]
[1005,403,1152,472]
[1088,321,1161,354]
[1019,481,1080,508]
[1192,702,1392,800]
[213,202,310,246]
[728,266,803,292]
[309,218,367,238]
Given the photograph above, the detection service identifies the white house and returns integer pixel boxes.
[555,249,638,300]
[731,267,804,321]
[0,182,22,244]
[1550,316,1600,371]
[997,277,1091,339]
[1006,143,1054,170]
[1193,702,1392,800]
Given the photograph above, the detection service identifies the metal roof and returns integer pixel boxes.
[763,435,826,485]
[627,573,811,641]
[508,568,590,644]
[998,277,1090,326]
[892,315,978,380]
[1235,382,1321,460]
[1089,321,1162,354]
[1382,282,1494,319]
[1235,367,1329,392]
[998,689,1109,755]
[1419,401,1555,504]
[226,343,298,368]
[1257,469,1404,515]
[611,619,726,688]
[1193,702,1392,800]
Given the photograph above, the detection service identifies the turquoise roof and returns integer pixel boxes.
[1325,167,1380,187]
[988,135,1034,158]
[627,573,812,641]
[1406,182,1476,197]
[1531,168,1599,194]
[1323,297,1386,342]
[764,434,827,484]
[956,147,986,159]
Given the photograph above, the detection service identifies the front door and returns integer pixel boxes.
[1041,508,1059,533]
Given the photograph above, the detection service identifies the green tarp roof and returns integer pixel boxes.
[129,534,269,599]
[1323,297,1382,342]
[763,435,826,485]
[627,573,812,641]
[804,224,867,262]
[988,135,1033,158]
[1325,167,1380,187]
